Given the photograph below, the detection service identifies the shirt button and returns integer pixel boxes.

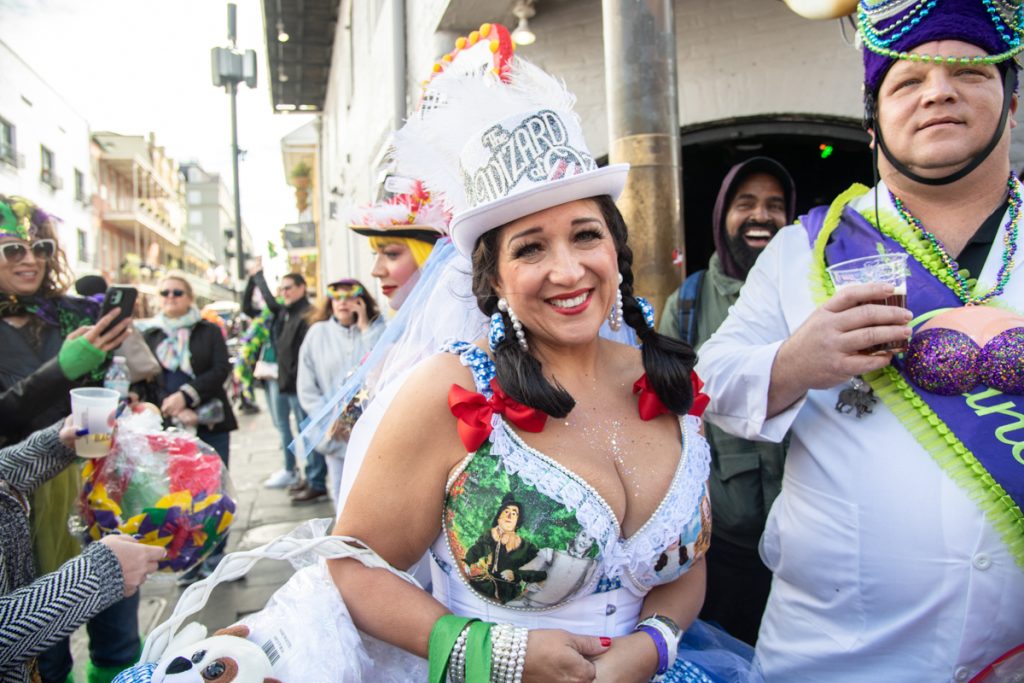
[972,553,992,570]
[605,604,616,615]
[953,666,970,681]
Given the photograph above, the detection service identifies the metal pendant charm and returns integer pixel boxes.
[835,376,878,418]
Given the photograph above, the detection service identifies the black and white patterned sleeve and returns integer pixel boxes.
[0,421,77,498]
[0,541,124,669]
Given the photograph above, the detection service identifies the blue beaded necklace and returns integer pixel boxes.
[889,173,1021,305]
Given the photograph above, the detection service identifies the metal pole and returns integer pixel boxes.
[601,0,682,324]
[229,79,245,284]
[228,3,237,47]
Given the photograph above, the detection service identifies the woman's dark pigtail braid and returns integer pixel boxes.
[599,196,697,416]
[493,328,575,418]
[472,235,575,418]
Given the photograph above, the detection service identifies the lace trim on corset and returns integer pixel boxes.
[619,415,709,592]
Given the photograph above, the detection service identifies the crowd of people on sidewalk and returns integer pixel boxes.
[4,1,1024,681]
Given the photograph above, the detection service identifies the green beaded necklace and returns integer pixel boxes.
[889,173,1021,305]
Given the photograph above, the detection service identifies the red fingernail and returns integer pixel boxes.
[600,637,612,647]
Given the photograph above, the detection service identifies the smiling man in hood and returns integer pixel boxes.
[659,156,795,646]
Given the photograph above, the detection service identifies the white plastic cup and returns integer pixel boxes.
[827,253,909,353]
[70,387,120,458]
[826,253,909,292]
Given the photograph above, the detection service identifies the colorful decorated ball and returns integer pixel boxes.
[78,430,236,573]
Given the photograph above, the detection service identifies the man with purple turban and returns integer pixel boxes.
[698,1,1024,680]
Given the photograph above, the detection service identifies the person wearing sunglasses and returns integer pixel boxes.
[0,194,138,683]
[295,279,385,506]
[134,273,238,586]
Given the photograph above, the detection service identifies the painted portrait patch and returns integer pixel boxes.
[445,442,600,610]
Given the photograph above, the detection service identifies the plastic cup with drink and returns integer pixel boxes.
[70,387,120,458]
[827,253,909,354]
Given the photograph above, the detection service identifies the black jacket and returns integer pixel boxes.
[136,320,238,433]
[0,312,96,446]
[273,298,310,394]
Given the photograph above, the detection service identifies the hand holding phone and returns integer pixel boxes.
[73,308,132,353]
[99,286,138,334]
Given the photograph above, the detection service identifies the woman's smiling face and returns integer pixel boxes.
[492,199,619,352]
[0,236,48,296]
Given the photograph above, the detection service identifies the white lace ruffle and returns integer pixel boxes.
[488,414,710,593]
[619,415,710,591]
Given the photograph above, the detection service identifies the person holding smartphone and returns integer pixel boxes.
[0,195,138,683]
[296,279,385,506]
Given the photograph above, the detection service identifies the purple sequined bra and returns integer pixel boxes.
[905,327,1024,395]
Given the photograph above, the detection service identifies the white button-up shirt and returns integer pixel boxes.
[697,184,1024,682]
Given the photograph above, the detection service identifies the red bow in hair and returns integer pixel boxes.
[448,379,548,452]
[633,374,670,421]
[633,372,711,420]
[689,371,710,418]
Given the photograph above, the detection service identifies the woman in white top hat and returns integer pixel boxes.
[327,39,755,683]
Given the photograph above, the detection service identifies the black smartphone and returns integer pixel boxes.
[99,285,137,333]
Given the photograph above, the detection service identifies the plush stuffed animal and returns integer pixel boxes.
[120,625,281,683]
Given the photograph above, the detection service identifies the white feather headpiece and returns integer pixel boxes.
[394,57,582,216]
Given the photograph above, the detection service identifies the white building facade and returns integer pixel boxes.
[0,38,95,276]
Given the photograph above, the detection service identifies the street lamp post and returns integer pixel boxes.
[211,3,257,290]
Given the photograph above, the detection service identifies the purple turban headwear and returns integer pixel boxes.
[859,0,1024,94]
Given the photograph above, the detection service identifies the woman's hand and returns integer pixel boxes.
[98,535,166,596]
[69,308,134,353]
[161,391,187,417]
[176,408,199,427]
[352,297,370,331]
[59,416,77,450]
[522,629,609,683]
[591,632,659,683]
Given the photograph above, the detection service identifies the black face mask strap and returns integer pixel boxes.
[873,66,1017,186]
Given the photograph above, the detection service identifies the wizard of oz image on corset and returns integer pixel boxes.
[444,444,602,610]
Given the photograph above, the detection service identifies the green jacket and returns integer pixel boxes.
[660,253,788,550]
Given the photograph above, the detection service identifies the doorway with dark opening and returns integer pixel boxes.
[679,116,873,275]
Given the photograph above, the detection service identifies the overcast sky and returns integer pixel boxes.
[0,0,314,258]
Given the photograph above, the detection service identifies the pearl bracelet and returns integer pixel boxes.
[448,624,471,683]
[489,623,528,683]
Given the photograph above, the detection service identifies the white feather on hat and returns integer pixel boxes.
[394,57,629,257]
[394,57,583,216]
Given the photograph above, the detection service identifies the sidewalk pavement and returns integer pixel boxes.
[71,389,334,677]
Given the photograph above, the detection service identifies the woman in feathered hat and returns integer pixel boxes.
[348,179,447,310]
[325,48,750,682]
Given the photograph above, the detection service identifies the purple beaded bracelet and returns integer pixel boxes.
[636,624,669,675]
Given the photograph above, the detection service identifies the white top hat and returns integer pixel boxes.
[395,58,629,258]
